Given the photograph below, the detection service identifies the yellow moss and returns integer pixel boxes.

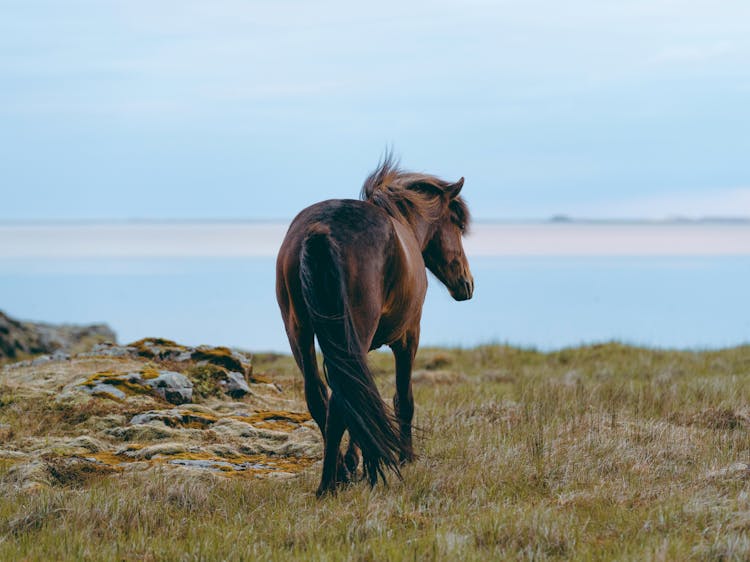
[248,372,272,384]
[82,371,116,386]
[140,366,160,380]
[60,447,316,479]
[82,371,151,397]
[165,451,316,476]
[191,347,245,372]
[228,410,311,432]
[248,410,312,424]
[198,346,233,358]
[176,410,218,428]
[128,338,186,359]
[91,390,125,402]
[87,451,130,467]
[129,337,181,349]
[254,420,298,432]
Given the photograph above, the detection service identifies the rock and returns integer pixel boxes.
[0,310,116,361]
[67,436,105,453]
[223,371,251,398]
[144,372,193,405]
[105,423,177,442]
[130,411,177,426]
[0,337,318,486]
[133,442,189,460]
[87,383,127,400]
[81,342,136,358]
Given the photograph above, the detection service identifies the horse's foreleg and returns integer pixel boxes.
[317,394,347,496]
[391,332,418,464]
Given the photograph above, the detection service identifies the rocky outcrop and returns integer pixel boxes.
[0,337,320,490]
[0,310,116,361]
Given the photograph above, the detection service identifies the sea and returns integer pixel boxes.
[1,222,748,352]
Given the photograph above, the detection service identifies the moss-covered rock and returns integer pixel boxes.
[0,310,115,362]
[0,336,322,490]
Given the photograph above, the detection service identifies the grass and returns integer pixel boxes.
[2,342,750,560]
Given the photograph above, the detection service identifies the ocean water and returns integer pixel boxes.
[1,250,748,352]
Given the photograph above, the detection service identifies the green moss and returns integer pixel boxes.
[190,347,245,372]
[183,364,229,400]
[128,338,185,358]
[82,371,150,397]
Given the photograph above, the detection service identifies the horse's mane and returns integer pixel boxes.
[360,153,470,229]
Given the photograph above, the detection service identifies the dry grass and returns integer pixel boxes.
[2,342,750,560]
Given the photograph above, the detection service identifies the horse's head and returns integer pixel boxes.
[423,178,474,301]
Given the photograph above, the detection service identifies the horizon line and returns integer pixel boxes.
[2,216,750,226]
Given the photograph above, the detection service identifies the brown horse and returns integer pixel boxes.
[275,155,473,496]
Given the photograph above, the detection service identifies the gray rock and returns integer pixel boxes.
[30,355,52,366]
[0,310,116,361]
[51,350,71,361]
[88,383,127,400]
[29,350,71,366]
[223,371,251,398]
[130,410,181,426]
[82,343,135,358]
[106,424,176,441]
[169,458,232,471]
[145,371,193,405]
[67,436,105,452]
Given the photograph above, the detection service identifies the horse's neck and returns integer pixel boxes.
[406,217,434,251]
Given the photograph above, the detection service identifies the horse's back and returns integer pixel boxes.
[282,199,392,253]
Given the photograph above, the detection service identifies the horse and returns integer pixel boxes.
[275,155,474,496]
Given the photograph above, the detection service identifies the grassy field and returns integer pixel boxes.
[2,343,750,560]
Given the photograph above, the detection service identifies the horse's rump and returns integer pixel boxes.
[299,224,405,484]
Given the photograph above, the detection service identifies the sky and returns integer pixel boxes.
[1,0,749,221]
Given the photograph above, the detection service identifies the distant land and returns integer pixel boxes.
[1,216,750,226]
[2,219,750,258]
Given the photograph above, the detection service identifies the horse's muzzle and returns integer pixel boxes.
[452,277,474,301]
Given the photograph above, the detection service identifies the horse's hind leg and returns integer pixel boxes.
[343,439,361,478]
[391,331,418,464]
[317,394,347,496]
[291,325,328,438]
[290,322,352,487]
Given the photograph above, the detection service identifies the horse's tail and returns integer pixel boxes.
[299,224,404,485]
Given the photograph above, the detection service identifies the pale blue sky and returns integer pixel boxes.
[2,0,749,220]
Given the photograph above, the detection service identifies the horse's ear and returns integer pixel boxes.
[446,177,464,199]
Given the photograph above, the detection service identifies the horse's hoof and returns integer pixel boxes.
[335,465,351,485]
[316,484,336,498]
[344,454,360,475]
[399,453,416,466]
[343,460,361,483]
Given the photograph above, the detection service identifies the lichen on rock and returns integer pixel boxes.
[1,336,320,491]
